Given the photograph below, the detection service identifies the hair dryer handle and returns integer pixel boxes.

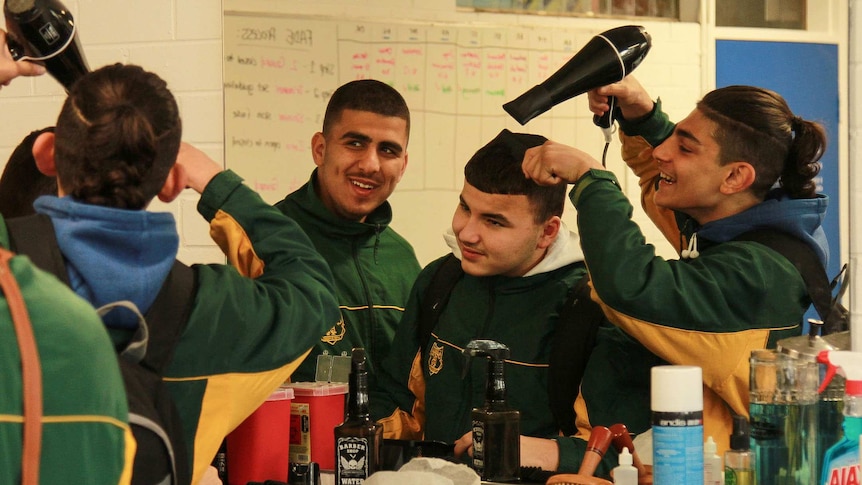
[5,35,27,61]
[593,96,616,129]
[594,96,616,144]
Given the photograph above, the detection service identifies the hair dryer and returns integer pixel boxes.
[503,25,651,127]
[4,0,90,91]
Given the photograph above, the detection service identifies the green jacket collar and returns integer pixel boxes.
[293,170,393,238]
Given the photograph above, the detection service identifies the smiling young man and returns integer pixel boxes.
[275,79,421,387]
[505,76,830,477]
[370,129,586,444]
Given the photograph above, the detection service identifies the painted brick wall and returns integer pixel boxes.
[0,0,701,266]
[0,0,225,263]
[222,0,701,264]
[4,1,856,319]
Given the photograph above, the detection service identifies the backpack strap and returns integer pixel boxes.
[0,248,43,485]
[5,214,70,286]
[5,213,197,369]
[96,300,151,364]
[733,229,841,332]
[548,273,603,437]
[418,253,463,363]
[139,260,196,374]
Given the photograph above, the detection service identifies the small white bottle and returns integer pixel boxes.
[613,447,638,485]
[703,436,722,485]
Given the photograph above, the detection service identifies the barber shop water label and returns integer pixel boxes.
[472,420,485,471]
[336,437,369,484]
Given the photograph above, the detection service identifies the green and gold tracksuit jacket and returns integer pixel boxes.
[25,170,341,484]
[371,227,586,442]
[0,245,134,484]
[172,171,340,482]
[554,102,829,475]
[275,170,421,389]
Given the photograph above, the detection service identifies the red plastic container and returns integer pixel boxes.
[283,382,348,471]
[226,386,294,485]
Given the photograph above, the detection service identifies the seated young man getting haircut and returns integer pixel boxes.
[372,129,587,446]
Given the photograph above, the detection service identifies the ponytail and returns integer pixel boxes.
[780,116,826,198]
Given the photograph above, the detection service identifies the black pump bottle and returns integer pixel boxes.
[464,339,520,482]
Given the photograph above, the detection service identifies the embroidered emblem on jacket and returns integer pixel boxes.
[428,342,444,375]
[321,318,346,345]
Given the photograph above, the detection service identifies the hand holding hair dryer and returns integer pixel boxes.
[502,25,651,128]
[4,0,90,91]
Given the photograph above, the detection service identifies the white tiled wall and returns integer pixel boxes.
[2,1,858,326]
[0,0,226,263]
[221,0,701,264]
[0,0,700,266]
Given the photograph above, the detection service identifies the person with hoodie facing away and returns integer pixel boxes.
[480,76,829,476]
[371,129,587,444]
[0,30,134,485]
[16,62,341,484]
[275,79,421,389]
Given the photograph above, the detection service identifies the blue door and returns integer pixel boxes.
[716,40,841,333]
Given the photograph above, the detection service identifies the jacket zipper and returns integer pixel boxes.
[352,238,377,360]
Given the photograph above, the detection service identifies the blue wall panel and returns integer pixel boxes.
[716,40,840,330]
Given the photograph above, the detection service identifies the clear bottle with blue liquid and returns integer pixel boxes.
[818,350,862,485]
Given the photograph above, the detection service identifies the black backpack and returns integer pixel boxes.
[6,214,196,485]
[417,232,847,437]
[734,229,848,335]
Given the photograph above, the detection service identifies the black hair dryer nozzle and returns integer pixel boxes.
[4,0,90,92]
[502,25,651,126]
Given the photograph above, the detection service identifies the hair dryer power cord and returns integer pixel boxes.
[600,122,616,168]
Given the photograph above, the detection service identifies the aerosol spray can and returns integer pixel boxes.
[651,365,704,484]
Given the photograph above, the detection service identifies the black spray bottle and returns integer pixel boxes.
[334,348,382,484]
[464,339,520,482]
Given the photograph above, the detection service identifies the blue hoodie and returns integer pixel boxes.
[684,187,829,267]
[619,98,830,268]
[34,195,178,329]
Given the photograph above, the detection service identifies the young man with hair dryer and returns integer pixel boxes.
[483,75,829,477]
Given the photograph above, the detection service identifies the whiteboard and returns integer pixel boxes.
[222,12,610,205]
[220,12,680,265]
